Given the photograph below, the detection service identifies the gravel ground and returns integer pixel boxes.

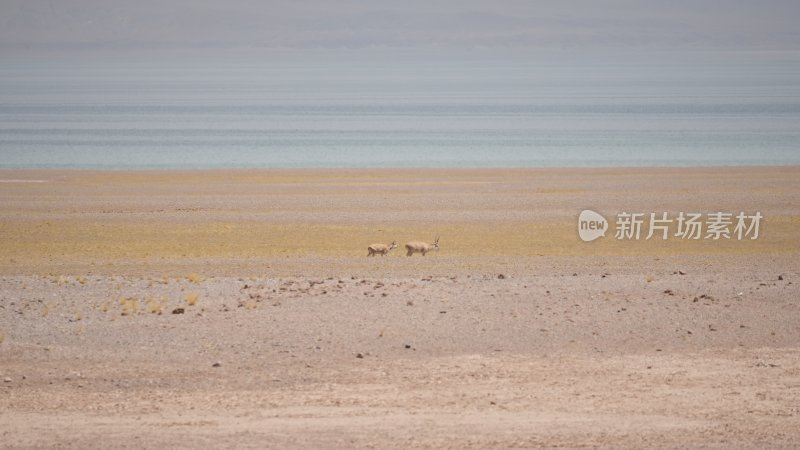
[1,167,799,448]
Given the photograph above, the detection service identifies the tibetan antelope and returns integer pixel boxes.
[405,237,439,256]
[367,241,398,257]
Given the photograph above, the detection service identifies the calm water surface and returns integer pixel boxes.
[1,59,799,168]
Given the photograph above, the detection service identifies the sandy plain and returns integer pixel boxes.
[1,167,799,448]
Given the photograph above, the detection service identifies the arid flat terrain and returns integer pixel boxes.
[1,167,799,448]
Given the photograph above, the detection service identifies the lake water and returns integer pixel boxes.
[1,58,799,169]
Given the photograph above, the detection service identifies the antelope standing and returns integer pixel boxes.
[367,241,398,257]
[405,237,439,256]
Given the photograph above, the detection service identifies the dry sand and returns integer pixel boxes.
[1,167,799,448]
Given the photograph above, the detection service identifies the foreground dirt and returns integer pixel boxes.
[1,264,799,449]
[1,168,799,448]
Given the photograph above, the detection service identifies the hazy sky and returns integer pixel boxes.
[1,0,799,58]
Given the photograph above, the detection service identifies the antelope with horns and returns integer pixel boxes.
[405,236,439,256]
[367,241,398,257]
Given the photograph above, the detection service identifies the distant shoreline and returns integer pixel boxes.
[2,164,800,175]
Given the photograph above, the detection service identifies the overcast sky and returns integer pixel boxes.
[1,0,799,58]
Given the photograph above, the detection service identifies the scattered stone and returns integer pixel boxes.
[497,274,506,279]
[404,344,411,349]
[3,377,11,383]
[663,289,674,295]
[356,353,364,359]
[171,308,185,315]
[778,275,784,281]
[212,362,221,368]
[755,361,780,368]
